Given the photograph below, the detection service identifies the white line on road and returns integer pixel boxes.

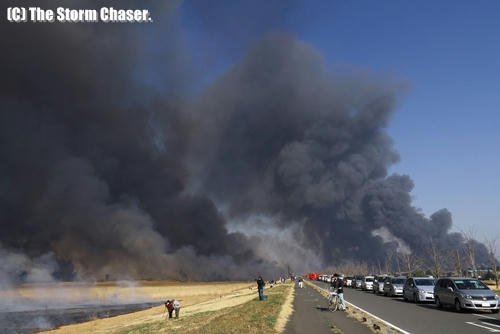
[466,321,500,332]
[314,283,411,334]
[476,314,498,320]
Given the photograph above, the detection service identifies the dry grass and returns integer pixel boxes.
[114,282,293,334]
[21,280,295,334]
[37,281,254,333]
[2,281,253,307]
[274,282,295,333]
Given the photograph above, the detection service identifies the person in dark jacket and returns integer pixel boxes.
[165,299,174,318]
[256,276,266,300]
[332,274,346,310]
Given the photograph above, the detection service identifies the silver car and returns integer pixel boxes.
[362,276,374,291]
[373,275,388,294]
[355,275,364,289]
[434,277,500,313]
[403,277,435,303]
[383,277,407,297]
[345,276,354,287]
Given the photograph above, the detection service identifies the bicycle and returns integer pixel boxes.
[328,291,341,312]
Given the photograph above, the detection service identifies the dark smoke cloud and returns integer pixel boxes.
[191,34,489,267]
[0,1,489,286]
[0,0,275,282]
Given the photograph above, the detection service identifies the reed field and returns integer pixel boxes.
[36,281,294,334]
[0,280,254,311]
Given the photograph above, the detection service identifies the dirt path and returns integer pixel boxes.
[285,282,371,334]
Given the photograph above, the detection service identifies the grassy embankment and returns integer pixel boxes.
[116,282,294,334]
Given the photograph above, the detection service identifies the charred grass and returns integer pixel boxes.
[117,283,291,334]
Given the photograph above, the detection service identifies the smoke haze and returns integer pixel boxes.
[0,1,489,285]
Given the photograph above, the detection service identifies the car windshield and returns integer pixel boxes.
[392,278,406,284]
[415,279,435,286]
[365,278,374,282]
[454,279,489,290]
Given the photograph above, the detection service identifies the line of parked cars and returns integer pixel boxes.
[317,274,334,283]
[341,275,499,313]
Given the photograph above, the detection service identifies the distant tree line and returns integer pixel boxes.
[323,228,499,289]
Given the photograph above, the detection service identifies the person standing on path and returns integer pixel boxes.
[333,274,346,311]
[256,276,266,300]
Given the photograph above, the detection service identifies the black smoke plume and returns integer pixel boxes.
[0,2,488,284]
[0,1,276,282]
[191,34,488,268]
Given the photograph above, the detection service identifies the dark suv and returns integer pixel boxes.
[434,277,500,313]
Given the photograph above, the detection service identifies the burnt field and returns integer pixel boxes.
[0,302,159,334]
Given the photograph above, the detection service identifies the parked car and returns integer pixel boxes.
[434,277,500,313]
[403,277,435,303]
[362,276,374,291]
[355,275,364,289]
[344,276,354,287]
[373,275,388,294]
[308,272,320,280]
[383,276,407,297]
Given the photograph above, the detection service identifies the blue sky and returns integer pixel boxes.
[180,0,499,240]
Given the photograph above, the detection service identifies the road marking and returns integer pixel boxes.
[477,314,498,320]
[314,283,411,334]
[466,321,500,332]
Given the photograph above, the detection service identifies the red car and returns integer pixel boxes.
[308,272,321,280]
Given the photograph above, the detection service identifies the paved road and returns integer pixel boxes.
[285,282,371,334]
[313,281,500,333]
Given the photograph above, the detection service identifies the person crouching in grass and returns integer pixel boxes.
[165,300,174,318]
